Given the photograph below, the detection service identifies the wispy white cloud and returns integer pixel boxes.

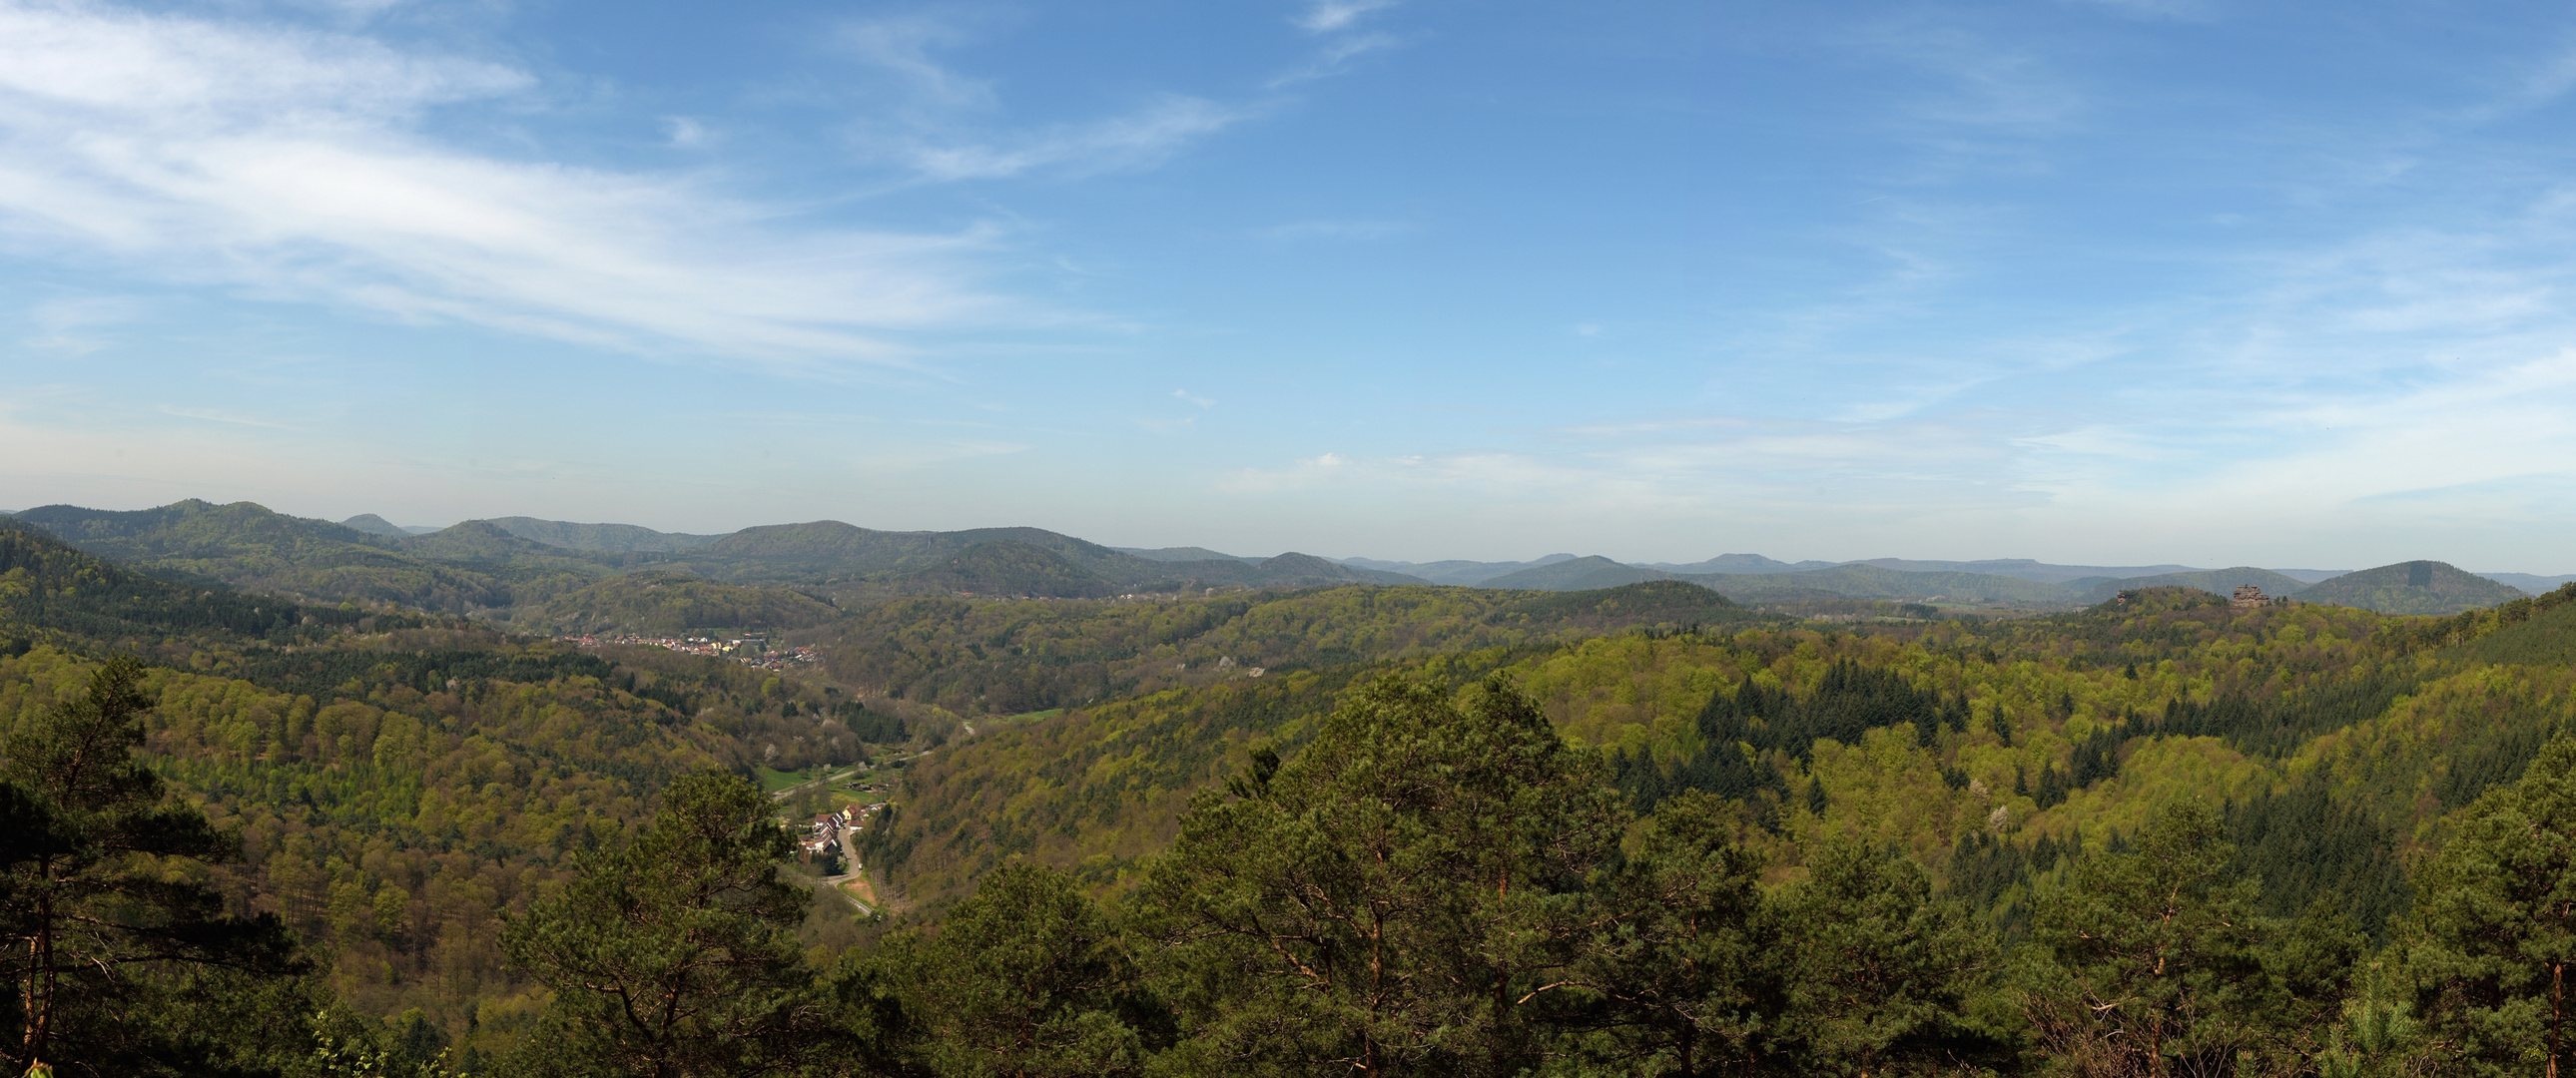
[1173,389,1214,408]
[838,16,997,113]
[1294,0,1397,34]
[894,96,1251,181]
[831,13,1254,183]
[0,0,1016,368]
[1268,30,1400,87]
[1882,28,2085,132]
[19,292,144,353]
[661,117,711,149]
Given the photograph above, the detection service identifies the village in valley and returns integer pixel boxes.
[561,632,824,671]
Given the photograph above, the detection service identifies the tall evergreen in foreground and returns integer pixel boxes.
[1135,675,1630,1077]
[502,771,839,1078]
[2405,735,2576,1076]
[0,656,305,1077]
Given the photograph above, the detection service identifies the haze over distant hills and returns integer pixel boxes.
[11,498,2574,627]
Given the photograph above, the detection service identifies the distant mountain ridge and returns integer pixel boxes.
[2478,571,2576,594]
[19,499,2574,623]
[484,517,725,553]
[1333,553,1581,586]
[1115,546,1264,564]
[1482,557,1670,591]
[12,501,1432,621]
[1641,553,1834,574]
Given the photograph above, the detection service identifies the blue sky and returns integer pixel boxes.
[6,0,2576,570]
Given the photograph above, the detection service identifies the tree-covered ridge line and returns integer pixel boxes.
[20,499,2555,639]
[815,579,1765,720]
[865,583,2576,937]
[11,499,1439,616]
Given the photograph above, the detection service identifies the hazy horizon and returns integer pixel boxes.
[26,495,2576,580]
[9,2,2576,570]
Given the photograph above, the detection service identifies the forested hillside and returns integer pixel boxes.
[869,580,2576,928]
[17,508,2576,1074]
[2295,559,2530,614]
[0,519,894,1072]
[814,579,1760,721]
[14,501,1433,614]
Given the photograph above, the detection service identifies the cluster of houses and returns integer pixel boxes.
[795,802,888,866]
[562,633,823,669]
[798,807,856,857]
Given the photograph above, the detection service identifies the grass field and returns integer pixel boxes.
[756,765,820,793]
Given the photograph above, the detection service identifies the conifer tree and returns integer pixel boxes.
[1557,791,1773,1076]
[2406,735,2576,1076]
[859,860,1152,1077]
[502,770,839,1078]
[0,656,304,1077]
[1766,839,2002,1074]
[2022,802,2276,1076]
[1135,674,1628,1077]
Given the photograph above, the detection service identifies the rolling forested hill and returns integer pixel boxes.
[856,579,2576,929]
[483,516,725,552]
[1481,554,1670,590]
[1688,562,2081,604]
[2074,566,2312,604]
[2293,558,2529,614]
[14,501,1434,615]
[514,571,843,635]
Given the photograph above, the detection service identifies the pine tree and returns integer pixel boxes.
[2022,802,2284,1076]
[1558,791,1773,1076]
[1766,839,2004,1073]
[0,656,304,1077]
[2406,735,2576,1076]
[860,860,1151,1076]
[501,770,841,1077]
[1135,674,1629,1077]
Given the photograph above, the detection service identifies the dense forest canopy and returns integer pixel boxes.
[11,511,2576,1074]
